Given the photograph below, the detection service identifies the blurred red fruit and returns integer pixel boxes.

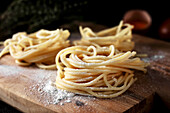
[123,10,152,31]
[159,18,170,40]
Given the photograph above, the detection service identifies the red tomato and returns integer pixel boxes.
[123,10,152,30]
[159,18,170,40]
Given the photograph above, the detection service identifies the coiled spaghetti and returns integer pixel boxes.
[55,45,147,98]
[73,21,134,51]
[0,20,148,98]
[0,29,70,69]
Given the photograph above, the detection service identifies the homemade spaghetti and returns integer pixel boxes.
[0,29,70,69]
[0,20,148,98]
[73,21,134,51]
[55,45,147,98]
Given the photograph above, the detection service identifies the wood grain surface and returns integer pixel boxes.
[0,34,169,113]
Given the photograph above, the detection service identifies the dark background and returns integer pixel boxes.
[0,0,170,113]
[0,0,169,41]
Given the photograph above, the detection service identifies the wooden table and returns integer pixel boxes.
[0,34,170,113]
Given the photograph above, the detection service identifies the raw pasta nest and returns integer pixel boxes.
[55,45,147,98]
[0,29,70,69]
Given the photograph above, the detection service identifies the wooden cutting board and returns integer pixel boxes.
[0,34,169,113]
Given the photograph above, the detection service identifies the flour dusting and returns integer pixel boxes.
[29,80,75,105]
[0,65,24,76]
[0,64,82,106]
[141,54,165,62]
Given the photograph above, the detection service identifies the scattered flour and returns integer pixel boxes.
[141,54,165,62]
[0,64,75,105]
[0,65,57,83]
[29,80,75,105]
[0,65,24,76]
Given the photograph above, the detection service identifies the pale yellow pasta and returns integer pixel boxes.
[0,20,148,98]
[0,29,70,69]
[73,21,134,51]
[55,45,147,98]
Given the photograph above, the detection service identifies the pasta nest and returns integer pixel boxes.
[55,45,147,98]
[74,21,134,51]
[0,29,70,69]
